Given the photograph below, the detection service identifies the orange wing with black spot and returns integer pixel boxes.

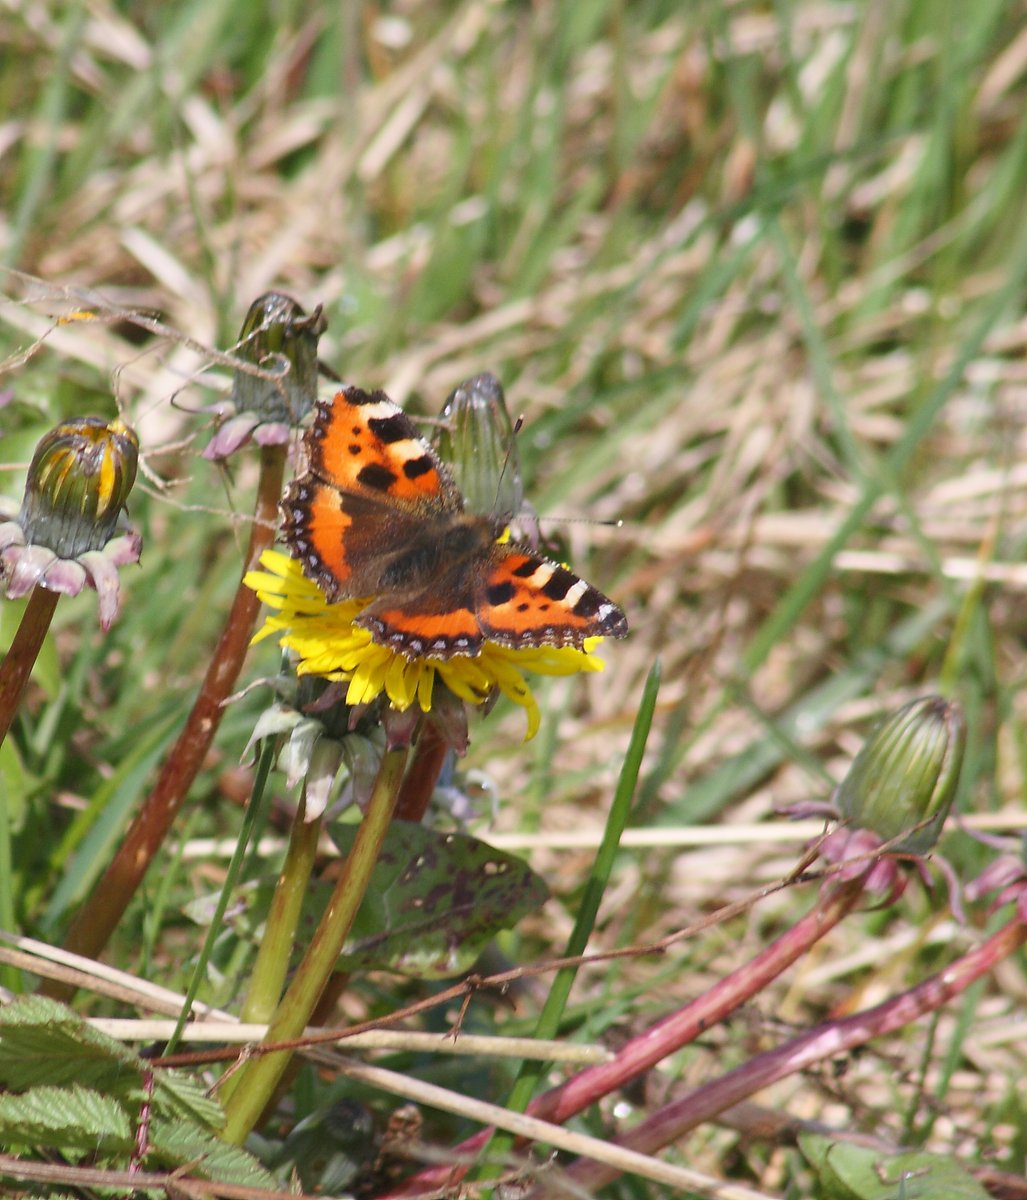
[282,387,461,602]
[475,547,627,649]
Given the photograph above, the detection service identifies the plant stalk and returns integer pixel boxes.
[220,742,409,1144]
[0,586,60,748]
[217,790,324,1109]
[557,908,1027,1194]
[240,792,322,1025]
[393,722,449,822]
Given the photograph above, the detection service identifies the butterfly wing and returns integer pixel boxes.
[359,591,487,659]
[474,545,628,650]
[283,387,462,601]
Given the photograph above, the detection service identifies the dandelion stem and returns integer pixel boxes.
[219,742,409,1144]
[236,790,323,1028]
[0,586,60,749]
[48,444,286,988]
[558,907,1027,1195]
[393,722,449,822]
[167,739,276,1056]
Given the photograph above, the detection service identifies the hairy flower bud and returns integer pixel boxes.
[836,696,966,854]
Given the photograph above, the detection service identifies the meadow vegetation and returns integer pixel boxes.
[2,3,1027,1197]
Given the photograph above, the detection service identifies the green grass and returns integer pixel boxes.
[3,1,1027,1196]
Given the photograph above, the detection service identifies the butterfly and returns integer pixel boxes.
[281,386,628,660]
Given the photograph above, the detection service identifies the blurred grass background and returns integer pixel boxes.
[3,1,1027,1194]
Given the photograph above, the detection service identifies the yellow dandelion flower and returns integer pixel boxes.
[245,550,609,739]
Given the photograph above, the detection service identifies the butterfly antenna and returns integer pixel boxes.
[544,515,624,529]
[491,410,622,534]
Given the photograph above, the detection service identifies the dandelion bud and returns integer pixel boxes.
[205,292,326,459]
[231,291,325,424]
[19,417,138,558]
[1,416,141,629]
[434,373,525,519]
[836,697,966,854]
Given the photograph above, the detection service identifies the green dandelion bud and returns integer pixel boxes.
[434,373,525,519]
[836,696,966,854]
[19,417,138,557]
[1,416,141,629]
[233,291,324,418]
[206,292,327,459]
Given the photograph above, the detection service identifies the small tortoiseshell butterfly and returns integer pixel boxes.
[282,386,628,660]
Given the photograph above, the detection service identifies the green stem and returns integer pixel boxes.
[0,586,60,749]
[220,743,409,1144]
[166,740,276,1055]
[240,790,323,1025]
[48,445,285,988]
[218,789,324,1108]
[477,661,661,1186]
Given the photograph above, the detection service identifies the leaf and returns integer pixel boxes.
[0,998,263,1185]
[149,1119,277,1188]
[0,738,30,834]
[324,820,550,977]
[0,1083,133,1156]
[0,996,140,1092]
[799,1134,991,1199]
[152,1068,225,1129]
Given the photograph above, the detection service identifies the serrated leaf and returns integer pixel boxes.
[0,1083,133,1155]
[150,1119,277,1188]
[0,996,140,1091]
[799,1134,991,1199]
[324,821,549,977]
[152,1068,224,1129]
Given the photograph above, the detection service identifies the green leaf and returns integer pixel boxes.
[0,996,139,1091]
[152,1067,225,1129]
[149,1119,277,1188]
[323,820,550,978]
[0,737,29,835]
[0,998,261,1183]
[800,1134,991,1199]
[0,1083,133,1155]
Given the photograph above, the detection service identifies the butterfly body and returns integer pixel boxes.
[282,387,627,660]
